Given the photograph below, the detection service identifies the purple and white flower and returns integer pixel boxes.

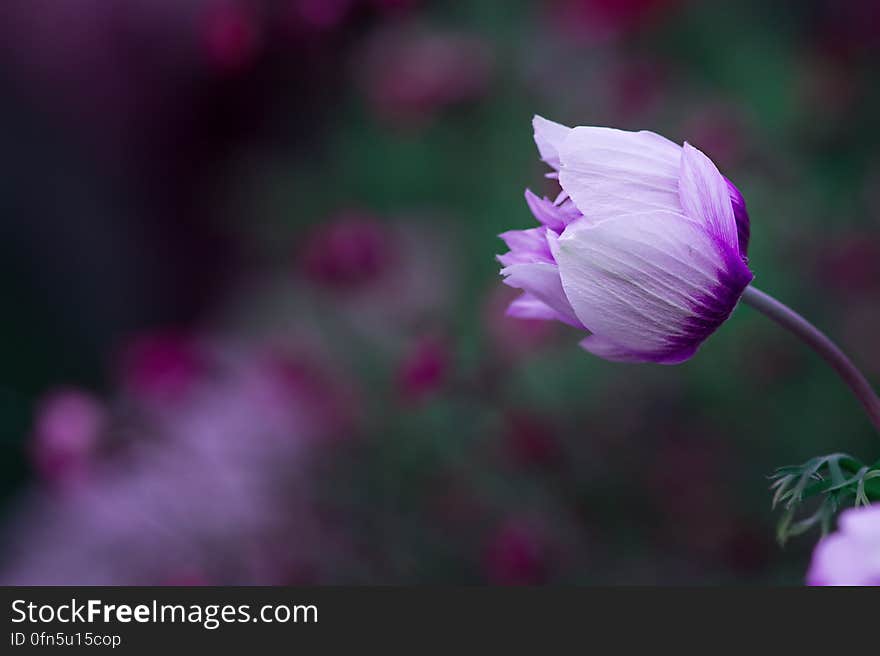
[499,115,754,363]
[807,504,880,586]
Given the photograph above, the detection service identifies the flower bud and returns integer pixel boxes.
[499,116,753,363]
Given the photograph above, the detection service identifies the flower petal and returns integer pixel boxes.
[807,531,880,586]
[533,115,571,170]
[726,177,750,255]
[524,189,581,233]
[507,292,572,323]
[553,211,752,362]
[838,504,880,539]
[500,261,584,328]
[497,227,554,266]
[678,142,740,255]
[579,334,696,364]
[556,126,682,220]
[807,505,880,585]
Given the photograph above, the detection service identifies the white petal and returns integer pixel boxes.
[557,127,683,220]
[501,261,583,328]
[553,211,748,358]
[839,505,880,540]
[508,292,569,322]
[532,115,571,170]
[678,142,740,254]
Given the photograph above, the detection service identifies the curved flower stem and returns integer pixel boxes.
[741,285,880,434]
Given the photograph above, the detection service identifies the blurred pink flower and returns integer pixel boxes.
[160,571,211,586]
[808,505,880,586]
[2,1,198,126]
[0,0,311,168]
[300,212,392,291]
[201,1,263,74]
[287,0,354,33]
[299,213,456,347]
[29,389,106,489]
[500,411,562,469]
[252,349,361,440]
[483,519,552,585]
[117,331,208,406]
[3,346,349,585]
[546,0,683,43]
[396,336,451,402]
[358,26,494,126]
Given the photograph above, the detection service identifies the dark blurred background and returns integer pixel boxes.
[1,0,878,584]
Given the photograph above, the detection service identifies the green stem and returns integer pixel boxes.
[741,285,880,434]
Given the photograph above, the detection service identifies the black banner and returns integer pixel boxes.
[0,586,862,653]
